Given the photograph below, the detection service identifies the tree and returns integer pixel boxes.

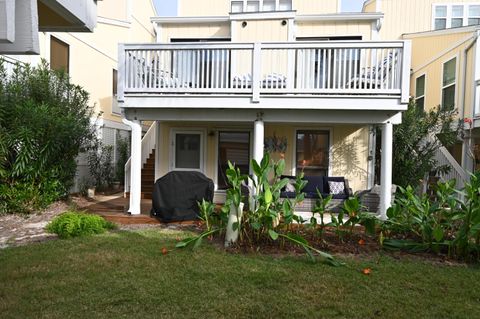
[386,100,462,188]
[0,59,95,213]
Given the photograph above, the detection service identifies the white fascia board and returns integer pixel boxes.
[0,0,15,43]
[123,107,403,125]
[121,95,406,111]
[403,25,480,39]
[151,16,230,24]
[296,12,384,22]
[0,0,39,54]
[39,0,98,32]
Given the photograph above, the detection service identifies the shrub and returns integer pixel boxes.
[115,136,130,184]
[87,140,114,191]
[46,211,116,239]
[0,59,95,214]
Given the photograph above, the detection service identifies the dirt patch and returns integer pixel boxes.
[0,202,69,249]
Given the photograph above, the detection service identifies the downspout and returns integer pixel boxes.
[122,115,142,215]
[461,32,479,172]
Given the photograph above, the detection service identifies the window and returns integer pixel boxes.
[173,132,203,171]
[296,130,330,177]
[230,0,292,13]
[262,0,275,11]
[217,131,250,189]
[442,58,456,110]
[231,1,243,13]
[433,4,480,30]
[469,5,480,25]
[452,5,464,27]
[50,36,69,73]
[415,74,426,111]
[112,69,120,114]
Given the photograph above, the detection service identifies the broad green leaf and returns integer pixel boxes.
[268,229,279,240]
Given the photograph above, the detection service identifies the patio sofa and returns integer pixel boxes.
[280,175,352,212]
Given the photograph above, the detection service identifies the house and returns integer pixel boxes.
[363,0,480,187]
[0,0,99,54]
[2,0,158,191]
[118,0,412,218]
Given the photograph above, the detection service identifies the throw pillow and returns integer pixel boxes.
[285,180,296,192]
[328,181,345,195]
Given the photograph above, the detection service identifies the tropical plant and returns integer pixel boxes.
[0,59,94,214]
[115,136,130,184]
[87,140,115,191]
[379,99,462,188]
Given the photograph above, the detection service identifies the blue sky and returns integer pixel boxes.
[153,0,366,16]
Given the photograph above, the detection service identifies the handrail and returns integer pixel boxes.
[119,40,410,99]
[124,121,157,194]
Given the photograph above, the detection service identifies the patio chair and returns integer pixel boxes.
[348,52,398,89]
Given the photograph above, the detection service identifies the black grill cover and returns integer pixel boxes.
[150,171,214,222]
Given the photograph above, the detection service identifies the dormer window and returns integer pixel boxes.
[433,4,480,30]
[231,0,292,13]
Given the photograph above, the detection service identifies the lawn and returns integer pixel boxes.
[1,229,479,319]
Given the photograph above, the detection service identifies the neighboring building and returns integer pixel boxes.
[0,0,99,54]
[118,0,412,217]
[2,0,157,191]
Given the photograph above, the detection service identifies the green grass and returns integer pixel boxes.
[1,229,479,319]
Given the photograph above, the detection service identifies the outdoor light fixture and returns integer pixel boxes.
[242,21,247,28]
[281,20,287,26]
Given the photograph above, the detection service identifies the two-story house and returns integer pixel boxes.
[118,0,412,218]
[2,0,158,191]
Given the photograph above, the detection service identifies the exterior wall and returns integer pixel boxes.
[294,0,340,15]
[157,122,369,193]
[407,30,474,113]
[233,19,289,42]
[177,0,340,16]
[295,21,372,40]
[178,0,230,16]
[160,23,231,41]
[371,0,480,40]
[464,45,476,118]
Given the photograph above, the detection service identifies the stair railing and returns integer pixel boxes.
[124,121,157,195]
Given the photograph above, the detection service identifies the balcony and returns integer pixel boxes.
[118,41,411,110]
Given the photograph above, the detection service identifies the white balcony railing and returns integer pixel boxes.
[118,41,411,102]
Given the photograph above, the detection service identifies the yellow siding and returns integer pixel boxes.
[362,0,376,13]
[407,31,473,69]
[377,0,480,40]
[97,0,128,21]
[408,31,475,116]
[178,0,230,16]
[295,21,372,40]
[157,122,369,193]
[233,20,289,42]
[44,0,156,123]
[294,0,339,15]
[161,23,231,41]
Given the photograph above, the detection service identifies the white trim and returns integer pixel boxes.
[151,16,231,24]
[170,129,206,173]
[291,127,333,177]
[337,0,342,13]
[97,16,131,28]
[404,25,480,38]
[441,55,458,110]
[295,12,384,22]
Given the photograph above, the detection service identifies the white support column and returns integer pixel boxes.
[379,121,393,220]
[129,119,142,215]
[253,113,264,166]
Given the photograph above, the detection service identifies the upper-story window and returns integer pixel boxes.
[50,36,69,73]
[442,57,456,110]
[415,74,426,111]
[231,0,292,13]
[433,4,480,30]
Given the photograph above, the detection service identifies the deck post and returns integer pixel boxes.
[253,112,265,189]
[379,121,393,219]
[129,119,142,215]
